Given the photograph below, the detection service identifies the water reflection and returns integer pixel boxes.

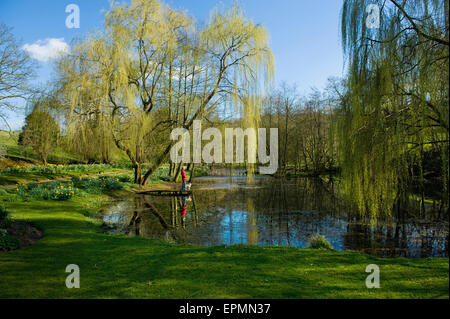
[102,176,448,258]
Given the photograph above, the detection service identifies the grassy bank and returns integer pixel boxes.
[0,164,133,186]
[0,130,80,166]
[0,184,448,299]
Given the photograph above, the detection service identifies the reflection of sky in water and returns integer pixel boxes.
[216,209,349,250]
[103,202,129,225]
[101,176,448,258]
[220,210,249,245]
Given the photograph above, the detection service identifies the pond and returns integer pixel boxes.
[102,176,448,258]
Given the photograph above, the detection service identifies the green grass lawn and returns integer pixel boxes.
[0,167,132,186]
[0,189,448,299]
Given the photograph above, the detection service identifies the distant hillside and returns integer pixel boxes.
[0,130,81,168]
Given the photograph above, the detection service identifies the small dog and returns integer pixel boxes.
[186,183,192,191]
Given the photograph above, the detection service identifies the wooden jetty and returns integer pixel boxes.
[137,190,192,197]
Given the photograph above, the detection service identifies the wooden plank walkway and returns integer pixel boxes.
[137,190,192,197]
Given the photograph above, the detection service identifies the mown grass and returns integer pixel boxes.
[0,130,133,185]
[0,166,131,186]
[0,188,448,299]
[0,130,79,165]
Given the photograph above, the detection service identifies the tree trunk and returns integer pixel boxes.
[141,143,172,185]
[283,105,289,172]
[169,162,175,177]
[41,154,47,166]
[134,163,143,184]
[189,163,195,183]
[174,161,183,182]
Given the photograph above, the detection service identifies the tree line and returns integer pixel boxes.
[0,0,448,216]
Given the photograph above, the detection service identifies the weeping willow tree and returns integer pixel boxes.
[56,65,114,163]
[58,0,273,184]
[66,113,116,163]
[225,94,265,177]
[337,0,449,217]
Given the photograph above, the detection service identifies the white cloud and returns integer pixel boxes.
[22,38,70,62]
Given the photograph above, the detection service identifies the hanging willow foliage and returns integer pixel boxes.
[57,0,274,185]
[337,0,449,218]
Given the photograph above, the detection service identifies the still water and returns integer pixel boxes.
[102,176,448,258]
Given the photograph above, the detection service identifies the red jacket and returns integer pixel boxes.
[181,169,187,181]
[180,206,187,218]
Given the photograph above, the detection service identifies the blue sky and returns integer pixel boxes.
[0,0,344,130]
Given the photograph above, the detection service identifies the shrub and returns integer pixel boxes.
[308,234,333,250]
[71,177,102,194]
[71,176,81,184]
[16,183,28,197]
[98,176,123,191]
[50,183,76,200]
[160,176,172,182]
[28,187,52,200]
[12,181,77,201]
[7,174,125,203]
[72,176,123,193]
[0,206,11,228]
[0,231,20,251]
[118,174,133,183]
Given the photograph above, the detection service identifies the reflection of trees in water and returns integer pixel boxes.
[192,177,350,247]
[247,197,258,245]
[123,193,218,244]
[251,178,348,246]
[124,196,184,241]
[343,213,448,258]
[110,177,448,257]
[128,196,143,236]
